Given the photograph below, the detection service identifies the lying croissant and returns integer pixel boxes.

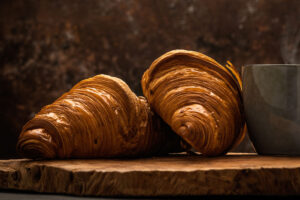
[141,50,246,156]
[17,74,182,158]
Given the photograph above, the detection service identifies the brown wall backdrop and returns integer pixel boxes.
[0,0,299,157]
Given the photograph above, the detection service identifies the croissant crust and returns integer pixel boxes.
[141,50,246,156]
[17,74,181,158]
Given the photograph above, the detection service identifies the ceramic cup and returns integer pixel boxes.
[242,64,300,155]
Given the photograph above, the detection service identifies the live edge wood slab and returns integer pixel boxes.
[0,153,300,196]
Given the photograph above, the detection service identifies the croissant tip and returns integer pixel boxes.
[177,126,189,137]
[17,129,57,159]
[176,123,197,148]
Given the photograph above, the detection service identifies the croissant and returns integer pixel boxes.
[141,50,246,156]
[17,74,182,159]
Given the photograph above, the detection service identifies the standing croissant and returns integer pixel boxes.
[17,74,181,158]
[141,50,246,156]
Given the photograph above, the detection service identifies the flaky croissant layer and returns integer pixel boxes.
[141,50,246,156]
[17,74,182,158]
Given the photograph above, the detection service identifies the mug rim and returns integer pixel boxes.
[243,64,300,68]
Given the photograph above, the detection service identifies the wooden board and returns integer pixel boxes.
[0,153,300,196]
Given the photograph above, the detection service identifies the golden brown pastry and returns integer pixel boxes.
[141,50,246,156]
[17,74,182,159]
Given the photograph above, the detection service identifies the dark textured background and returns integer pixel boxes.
[0,0,299,157]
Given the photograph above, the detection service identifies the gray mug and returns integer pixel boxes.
[242,64,300,155]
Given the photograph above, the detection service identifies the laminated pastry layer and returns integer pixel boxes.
[141,50,246,156]
[17,74,182,158]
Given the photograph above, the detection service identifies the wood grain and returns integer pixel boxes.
[0,153,300,196]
